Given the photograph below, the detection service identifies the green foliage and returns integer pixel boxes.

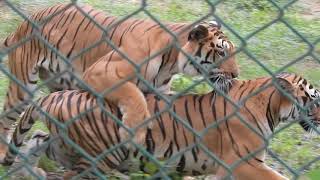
[0,74,9,109]
[38,156,58,172]
[170,73,213,95]
[118,158,184,180]
[307,169,320,180]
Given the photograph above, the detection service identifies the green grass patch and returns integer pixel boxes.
[307,169,320,180]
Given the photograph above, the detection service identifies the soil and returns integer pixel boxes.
[298,0,320,20]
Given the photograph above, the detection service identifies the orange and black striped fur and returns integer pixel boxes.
[2,72,319,179]
[0,3,238,154]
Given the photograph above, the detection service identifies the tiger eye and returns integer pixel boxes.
[218,51,225,56]
[302,79,307,85]
[309,84,313,89]
[210,42,215,47]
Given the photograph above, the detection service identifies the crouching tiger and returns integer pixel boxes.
[3,72,318,180]
[0,3,239,154]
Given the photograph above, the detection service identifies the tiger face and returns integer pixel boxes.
[295,80,320,133]
[178,21,239,92]
[277,75,320,133]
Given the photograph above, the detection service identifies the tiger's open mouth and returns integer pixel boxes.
[200,61,212,65]
[299,118,320,135]
[208,71,236,93]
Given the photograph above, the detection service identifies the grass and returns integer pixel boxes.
[0,0,319,179]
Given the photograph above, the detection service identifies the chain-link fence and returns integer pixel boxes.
[0,0,319,179]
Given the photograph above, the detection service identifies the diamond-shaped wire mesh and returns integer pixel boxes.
[0,0,319,179]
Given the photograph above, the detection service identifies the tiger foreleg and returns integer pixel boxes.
[82,54,151,148]
[117,84,152,146]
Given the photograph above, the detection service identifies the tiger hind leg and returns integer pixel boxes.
[0,47,40,159]
[0,72,39,162]
[0,82,33,159]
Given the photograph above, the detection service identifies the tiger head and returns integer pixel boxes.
[178,21,239,92]
[276,73,320,134]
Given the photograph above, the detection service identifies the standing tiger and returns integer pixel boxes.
[0,3,239,154]
[2,72,319,180]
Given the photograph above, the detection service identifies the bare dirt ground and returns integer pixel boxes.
[298,0,320,20]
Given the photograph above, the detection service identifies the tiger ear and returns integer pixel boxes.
[209,20,221,29]
[188,25,209,41]
[275,77,295,97]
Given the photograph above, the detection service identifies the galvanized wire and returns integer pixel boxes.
[0,0,319,179]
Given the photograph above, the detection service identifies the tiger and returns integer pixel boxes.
[0,3,239,155]
[1,72,319,180]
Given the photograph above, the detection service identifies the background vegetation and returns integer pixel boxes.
[0,0,319,179]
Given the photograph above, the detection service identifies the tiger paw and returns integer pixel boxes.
[119,125,149,147]
[118,100,152,147]
[120,121,152,149]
